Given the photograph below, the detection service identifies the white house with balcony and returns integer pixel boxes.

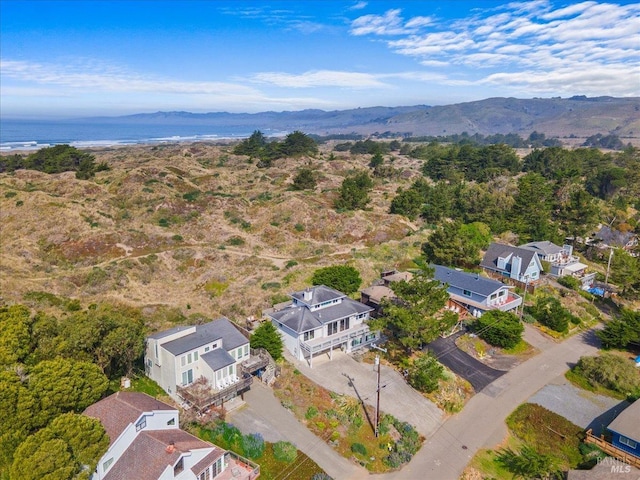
[145,318,252,408]
[520,241,588,277]
[84,391,259,480]
[480,243,543,286]
[432,264,522,318]
[268,285,378,367]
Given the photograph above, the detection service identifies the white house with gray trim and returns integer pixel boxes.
[480,243,543,284]
[144,318,250,404]
[432,264,522,317]
[520,241,588,277]
[268,285,378,367]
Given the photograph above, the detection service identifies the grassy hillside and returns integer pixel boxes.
[0,142,425,321]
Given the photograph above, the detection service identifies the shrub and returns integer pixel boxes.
[529,296,572,333]
[240,433,265,459]
[273,441,297,463]
[285,260,298,269]
[575,353,640,397]
[227,236,245,246]
[474,310,524,349]
[407,353,445,393]
[557,275,580,290]
[305,406,318,419]
[311,265,362,294]
[351,443,367,456]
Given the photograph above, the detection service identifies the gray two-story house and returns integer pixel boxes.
[480,243,543,285]
[268,285,378,367]
[432,264,522,317]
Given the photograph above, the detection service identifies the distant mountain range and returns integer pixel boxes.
[87,96,640,139]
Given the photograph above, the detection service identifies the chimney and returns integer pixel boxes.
[303,288,312,302]
[166,441,175,454]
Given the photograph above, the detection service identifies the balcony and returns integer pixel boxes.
[216,452,260,480]
[177,375,253,412]
[491,293,523,312]
[300,324,376,355]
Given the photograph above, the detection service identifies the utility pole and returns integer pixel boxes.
[371,343,387,437]
[519,276,530,320]
[605,248,613,286]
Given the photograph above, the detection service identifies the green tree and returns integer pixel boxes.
[422,221,490,267]
[0,304,33,366]
[48,413,109,473]
[291,168,317,191]
[233,130,267,157]
[473,311,523,349]
[497,445,560,479]
[597,309,640,350]
[10,435,75,480]
[389,187,423,220]
[334,172,373,211]
[280,131,318,157]
[511,172,553,242]
[250,322,284,361]
[555,186,599,240]
[610,249,640,297]
[369,152,384,168]
[373,270,453,353]
[311,265,362,294]
[407,353,445,393]
[528,296,574,333]
[28,358,108,428]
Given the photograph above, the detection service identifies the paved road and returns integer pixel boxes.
[230,325,601,480]
[385,327,602,480]
[426,331,506,392]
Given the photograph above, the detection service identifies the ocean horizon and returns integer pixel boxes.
[0,119,283,152]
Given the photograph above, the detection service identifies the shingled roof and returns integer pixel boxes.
[160,317,247,356]
[480,243,541,275]
[84,392,174,446]
[432,264,509,297]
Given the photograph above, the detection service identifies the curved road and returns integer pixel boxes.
[230,325,601,480]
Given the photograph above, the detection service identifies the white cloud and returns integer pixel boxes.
[351,1,640,97]
[349,1,368,10]
[251,70,389,88]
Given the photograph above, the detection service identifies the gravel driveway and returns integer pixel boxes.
[528,377,630,435]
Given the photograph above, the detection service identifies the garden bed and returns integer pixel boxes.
[272,362,423,472]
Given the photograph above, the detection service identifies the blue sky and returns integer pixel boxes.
[1,0,638,118]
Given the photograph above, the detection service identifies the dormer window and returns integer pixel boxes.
[174,457,184,475]
[135,416,147,431]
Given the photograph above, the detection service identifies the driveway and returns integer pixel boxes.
[427,331,506,392]
[285,349,444,437]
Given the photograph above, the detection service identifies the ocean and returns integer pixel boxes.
[0,119,265,151]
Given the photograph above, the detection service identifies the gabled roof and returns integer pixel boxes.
[84,392,174,446]
[201,348,236,371]
[520,240,564,256]
[480,243,541,274]
[290,285,345,307]
[103,429,217,480]
[160,317,248,356]
[432,264,510,297]
[147,325,193,340]
[608,400,640,442]
[270,296,373,334]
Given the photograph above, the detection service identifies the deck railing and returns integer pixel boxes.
[224,451,260,480]
[177,375,253,411]
[584,429,640,468]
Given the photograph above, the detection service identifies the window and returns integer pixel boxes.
[199,469,211,480]
[352,338,362,347]
[328,322,338,336]
[194,351,198,361]
[339,318,349,331]
[181,369,193,386]
[204,346,210,352]
[103,458,114,471]
[167,417,175,426]
[304,330,315,341]
[187,353,193,364]
[154,343,158,359]
[146,358,152,368]
[620,436,638,449]
[244,345,249,356]
[174,457,184,475]
[135,416,146,431]
[463,290,472,297]
[181,355,186,367]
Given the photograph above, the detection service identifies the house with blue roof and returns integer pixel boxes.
[144,318,253,409]
[268,285,378,367]
[432,264,522,317]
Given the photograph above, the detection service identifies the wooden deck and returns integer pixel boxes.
[585,429,640,468]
